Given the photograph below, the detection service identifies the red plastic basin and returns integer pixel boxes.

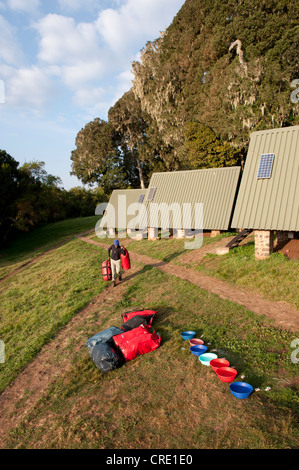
[189,338,204,346]
[216,367,238,383]
[210,358,230,372]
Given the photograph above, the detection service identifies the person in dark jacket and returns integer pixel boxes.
[108,240,126,287]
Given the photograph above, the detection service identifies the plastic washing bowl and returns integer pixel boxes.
[181,331,196,341]
[210,358,230,372]
[229,382,253,399]
[216,367,237,383]
[198,353,218,366]
[190,345,207,356]
[189,338,204,346]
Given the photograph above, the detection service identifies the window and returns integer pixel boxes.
[138,194,145,204]
[257,153,275,179]
[147,187,157,201]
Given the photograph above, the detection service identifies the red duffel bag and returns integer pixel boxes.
[122,310,157,325]
[102,259,112,281]
[113,325,161,362]
[121,248,131,271]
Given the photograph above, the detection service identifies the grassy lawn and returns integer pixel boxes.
[0,238,106,393]
[0,216,100,279]
[191,242,299,310]
[4,265,299,449]
[1,219,298,449]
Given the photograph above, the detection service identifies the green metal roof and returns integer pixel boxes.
[231,126,299,231]
[102,189,146,229]
[140,167,241,230]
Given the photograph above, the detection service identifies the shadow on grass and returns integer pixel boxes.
[162,251,187,263]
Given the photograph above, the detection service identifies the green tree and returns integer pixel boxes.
[21,161,63,187]
[0,150,19,243]
[71,119,119,186]
[131,0,299,162]
[184,122,241,168]
[108,90,149,189]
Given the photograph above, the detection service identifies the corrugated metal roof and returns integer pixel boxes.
[140,167,241,230]
[231,126,299,231]
[101,189,146,229]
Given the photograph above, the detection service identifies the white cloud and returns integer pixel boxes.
[96,0,183,54]
[0,15,24,65]
[35,14,100,65]
[1,0,185,115]
[2,65,57,110]
[7,0,41,15]
[60,61,106,89]
[34,13,108,97]
[73,85,105,108]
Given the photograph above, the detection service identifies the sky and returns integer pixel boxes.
[0,0,186,189]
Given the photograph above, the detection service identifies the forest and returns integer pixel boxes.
[71,0,299,189]
[0,150,107,244]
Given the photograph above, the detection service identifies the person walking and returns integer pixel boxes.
[108,240,126,287]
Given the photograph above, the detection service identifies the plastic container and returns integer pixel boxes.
[189,338,204,346]
[229,382,253,399]
[210,358,230,372]
[216,367,237,383]
[181,331,196,341]
[190,345,207,356]
[198,353,218,366]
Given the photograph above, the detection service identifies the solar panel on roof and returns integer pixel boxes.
[257,153,275,179]
[147,187,157,201]
[138,194,145,204]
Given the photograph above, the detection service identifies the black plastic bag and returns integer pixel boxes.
[90,341,124,373]
[121,314,155,332]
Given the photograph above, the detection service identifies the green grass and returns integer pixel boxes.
[4,265,299,449]
[0,216,100,279]
[192,242,299,309]
[1,220,298,449]
[0,238,106,393]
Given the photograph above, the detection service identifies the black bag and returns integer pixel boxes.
[121,314,156,332]
[89,341,124,373]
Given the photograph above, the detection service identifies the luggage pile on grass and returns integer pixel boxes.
[86,309,160,373]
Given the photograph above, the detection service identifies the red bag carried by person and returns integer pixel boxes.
[102,259,112,281]
[121,247,131,271]
[113,325,161,362]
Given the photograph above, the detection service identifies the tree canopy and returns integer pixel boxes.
[0,151,107,246]
[71,0,299,189]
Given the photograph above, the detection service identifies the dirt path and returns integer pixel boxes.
[75,235,299,333]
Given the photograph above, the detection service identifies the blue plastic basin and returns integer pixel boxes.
[199,353,218,366]
[229,382,253,399]
[190,345,208,356]
[181,331,196,341]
